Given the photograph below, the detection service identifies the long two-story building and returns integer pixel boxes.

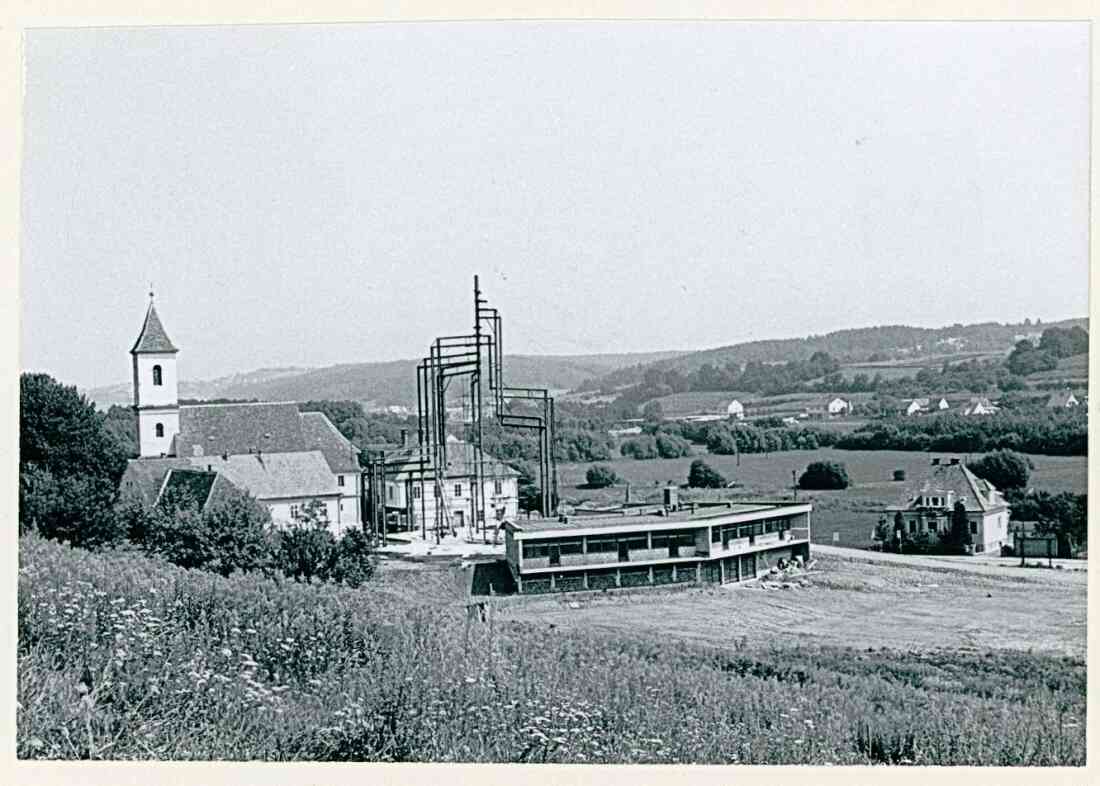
[504,500,812,594]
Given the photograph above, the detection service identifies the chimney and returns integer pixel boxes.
[400,428,409,448]
[931,457,940,466]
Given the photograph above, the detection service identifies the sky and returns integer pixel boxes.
[21,21,1090,390]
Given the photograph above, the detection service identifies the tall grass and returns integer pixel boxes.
[17,534,1085,764]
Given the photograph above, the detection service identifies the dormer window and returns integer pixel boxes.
[152,365,163,386]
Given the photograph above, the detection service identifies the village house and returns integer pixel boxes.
[882,457,1011,554]
[961,397,999,416]
[504,496,812,594]
[380,436,520,534]
[118,298,362,534]
[805,396,850,419]
[726,399,745,420]
[1047,390,1080,409]
[905,397,949,416]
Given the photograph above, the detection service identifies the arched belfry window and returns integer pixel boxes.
[155,423,164,438]
[152,365,163,386]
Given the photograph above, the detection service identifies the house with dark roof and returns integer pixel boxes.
[380,438,520,535]
[1047,390,1080,409]
[120,298,362,533]
[881,457,1011,555]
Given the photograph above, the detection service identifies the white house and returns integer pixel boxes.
[882,458,1011,555]
[1047,390,1080,409]
[119,298,362,534]
[726,400,745,420]
[804,396,852,419]
[905,397,949,416]
[381,441,520,535]
[961,397,998,417]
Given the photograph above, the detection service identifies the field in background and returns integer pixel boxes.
[558,448,1088,548]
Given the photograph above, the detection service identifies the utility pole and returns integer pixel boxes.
[792,470,798,501]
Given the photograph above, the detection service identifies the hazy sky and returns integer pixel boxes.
[21,21,1089,390]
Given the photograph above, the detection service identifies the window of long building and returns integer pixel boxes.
[586,536,618,554]
[557,539,582,556]
[522,543,549,559]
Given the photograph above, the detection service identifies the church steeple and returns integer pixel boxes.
[130,293,179,354]
[131,293,181,457]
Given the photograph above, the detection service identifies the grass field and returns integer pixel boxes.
[17,535,1087,764]
[559,448,1088,548]
[500,551,1087,657]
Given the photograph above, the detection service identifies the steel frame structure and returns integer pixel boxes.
[365,276,558,544]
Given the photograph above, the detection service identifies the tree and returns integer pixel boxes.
[655,433,692,459]
[798,461,850,490]
[276,500,336,582]
[202,488,276,577]
[945,500,972,551]
[144,483,274,576]
[585,465,619,489]
[19,373,130,546]
[641,400,664,422]
[688,459,727,489]
[968,450,1032,490]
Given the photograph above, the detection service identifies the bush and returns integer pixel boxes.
[688,459,727,489]
[620,437,658,460]
[967,450,1032,490]
[798,461,850,490]
[893,469,906,482]
[585,465,619,488]
[655,433,692,459]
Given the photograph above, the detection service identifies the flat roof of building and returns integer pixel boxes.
[508,501,810,537]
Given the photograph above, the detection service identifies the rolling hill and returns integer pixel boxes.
[84,351,688,410]
[578,318,1088,392]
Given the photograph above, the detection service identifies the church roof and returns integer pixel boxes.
[174,402,306,457]
[130,301,179,354]
[120,457,192,507]
[187,451,339,500]
[300,412,361,473]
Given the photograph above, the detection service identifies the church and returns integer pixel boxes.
[118,298,362,534]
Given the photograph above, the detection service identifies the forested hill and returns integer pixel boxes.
[84,350,688,409]
[577,318,1088,393]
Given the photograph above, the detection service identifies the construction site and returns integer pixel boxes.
[362,276,559,550]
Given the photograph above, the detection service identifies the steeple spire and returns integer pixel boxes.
[130,296,178,354]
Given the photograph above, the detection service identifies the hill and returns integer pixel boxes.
[84,350,688,409]
[579,318,1088,393]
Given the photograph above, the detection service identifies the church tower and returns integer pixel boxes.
[131,294,180,457]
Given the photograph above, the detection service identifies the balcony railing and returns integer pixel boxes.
[522,545,707,570]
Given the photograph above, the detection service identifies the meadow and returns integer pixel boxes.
[559,448,1088,548]
[17,534,1086,765]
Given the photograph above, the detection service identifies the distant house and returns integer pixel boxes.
[905,397,949,416]
[1047,390,1080,409]
[726,400,745,420]
[882,457,1011,555]
[608,426,643,437]
[961,397,998,416]
[678,414,726,423]
[803,397,850,419]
